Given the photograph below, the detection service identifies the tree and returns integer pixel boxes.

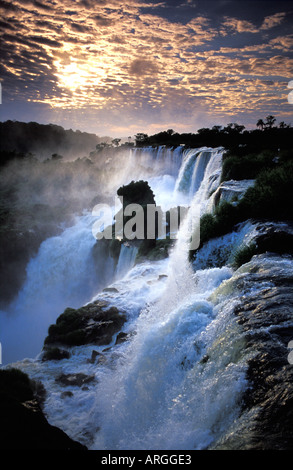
[96,142,110,150]
[264,115,276,129]
[197,127,210,134]
[112,138,121,147]
[256,119,265,130]
[224,123,245,134]
[135,133,149,146]
[51,153,63,160]
[279,121,290,129]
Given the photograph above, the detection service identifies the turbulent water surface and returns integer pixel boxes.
[2,145,292,450]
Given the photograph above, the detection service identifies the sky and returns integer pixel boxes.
[0,0,293,138]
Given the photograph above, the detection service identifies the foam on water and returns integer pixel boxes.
[4,146,254,449]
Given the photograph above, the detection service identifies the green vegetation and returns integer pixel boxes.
[221,150,276,182]
[134,117,293,155]
[116,180,157,256]
[199,201,240,246]
[232,243,258,269]
[221,147,293,182]
[114,182,188,262]
[239,160,293,220]
[136,237,174,262]
[1,118,292,289]
[117,180,156,207]
[0,120,102,164]
[190,155,293,259]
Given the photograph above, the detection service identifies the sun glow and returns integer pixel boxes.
[54,60,92,91]
[49,56,112,108]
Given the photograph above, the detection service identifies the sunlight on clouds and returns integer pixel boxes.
[1,0,292,132]
[54,61,91,92]
[261,12,287,30]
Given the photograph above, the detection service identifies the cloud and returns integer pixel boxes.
[221,16,259,34]
[0,19,17,30]
[1,0,292,134]
[70,22,92,33]
[221,11,288,35]
[94,15,113,27]
[129,59,160,76]
[0,0,20,12]
[260,12,287,30]
[269,35,293,51]
[33,0,55,11]
[28,35,63,48]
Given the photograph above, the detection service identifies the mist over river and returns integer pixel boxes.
[1,144,293,450]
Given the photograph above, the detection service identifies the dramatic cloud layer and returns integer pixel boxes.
[0,0,292,136]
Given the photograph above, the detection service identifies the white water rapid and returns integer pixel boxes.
[3,146,254,449]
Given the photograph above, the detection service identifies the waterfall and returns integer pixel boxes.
[174,148,201,195]
[130,146,183,178]
[174,147,222,202]
[115,243,138,280]
[85,146,246,450]
[5,145,253,450]
[0,213,114,365]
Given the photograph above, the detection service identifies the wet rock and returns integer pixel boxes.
[41,347,71,361]
[213,254,293,450]
[103,287,119,293]
[115,332,129,345]
[88,350,107,365]
[0,368,86,450]
[252,221,293,257]
[212,179,255,207]
[88,349,99,364]
[61,391,73,399]
[45,300,127,347]
[55,373,95,387]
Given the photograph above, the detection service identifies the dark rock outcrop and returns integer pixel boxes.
[42,347,71,361]
[0,368,86,450]
[44,300,127,348]
[253,221,293,257]
[213,253,293,450]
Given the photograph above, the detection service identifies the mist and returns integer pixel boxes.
[0,137,183,364]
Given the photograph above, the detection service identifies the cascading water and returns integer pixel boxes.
[0,213,112,365]
[115,244,138,280]
[174,147,219,199]
[87,146,243,450]
[0,147,180,366]
[4,145,253,450]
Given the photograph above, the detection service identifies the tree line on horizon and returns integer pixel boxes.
[133,115,292,155]
[0,116,292,167]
